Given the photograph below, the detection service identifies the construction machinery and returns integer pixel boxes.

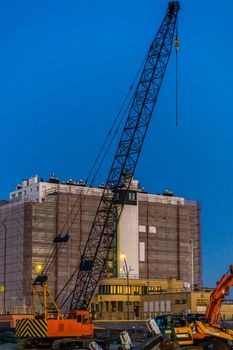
[187,266,233,348]
[155,315,194,347]
[16,1,180,348]
[205,265,233,327]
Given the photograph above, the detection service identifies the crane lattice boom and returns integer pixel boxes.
[57,1,180,311]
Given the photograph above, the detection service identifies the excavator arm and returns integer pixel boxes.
[205,265,233,325]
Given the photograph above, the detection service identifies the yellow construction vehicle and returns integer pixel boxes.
[155,314,194,347]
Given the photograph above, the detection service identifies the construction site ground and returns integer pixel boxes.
[1,321,233,349]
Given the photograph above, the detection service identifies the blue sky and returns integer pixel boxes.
[0,0,233,287]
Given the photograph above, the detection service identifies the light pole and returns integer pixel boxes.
[120,253,132,320]
[189,239,198,291]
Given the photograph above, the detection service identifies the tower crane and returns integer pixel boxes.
[16,2,180,348]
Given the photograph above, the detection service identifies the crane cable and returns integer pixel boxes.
[53,53,147,239]
[175,16,179,127]
[43,94,134,276]
[42,54,148,277]
[54,92,139,306]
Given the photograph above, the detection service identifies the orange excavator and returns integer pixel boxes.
[16,2,181,349]
[205,265,233,327]
[191,265,233,346]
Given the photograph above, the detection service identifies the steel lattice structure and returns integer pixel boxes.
[57,1,180,311]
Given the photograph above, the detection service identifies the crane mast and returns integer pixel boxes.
[57,1,180,312]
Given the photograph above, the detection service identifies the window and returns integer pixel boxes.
[160,301,165,312]
[155,301,160,312]
[111,301,116,312]
[139,225,146,232]
[128,191,136,201]
[125,286,131,294]
[99,285,110,294]
[166,300,171,312]
[149,226,156,234]
[116,286,123,294]
[100,285,124,294]
[118,301,123,312]
[110,286,116,294]
[83,315,89,324]
[149,301,154,312]
[148,286,161,293]
[139,242,145,262]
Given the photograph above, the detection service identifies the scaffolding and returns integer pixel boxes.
[0,184,202,312]
[138,194,202,289]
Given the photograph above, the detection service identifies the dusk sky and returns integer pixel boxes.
[0,0,233,287]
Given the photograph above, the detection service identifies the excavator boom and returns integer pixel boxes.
[205,265,233,325]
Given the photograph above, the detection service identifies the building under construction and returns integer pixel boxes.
[0,174,201,315]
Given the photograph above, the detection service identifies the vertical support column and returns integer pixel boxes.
[146,203,149,280]
[197,202,202,288]
[79,194,83,256]
[3,220,7,313]
[43,284,47,320]
[176,204,181,280]
[55,194,59,297]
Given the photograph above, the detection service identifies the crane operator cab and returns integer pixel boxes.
[64,310,94,337]
[46,310,94,338]
[67,311,90,324]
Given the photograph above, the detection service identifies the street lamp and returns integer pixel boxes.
[189,239,198,291]
[35,264,43,274]
[120,253,133,320]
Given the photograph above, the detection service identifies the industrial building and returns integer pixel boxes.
[92,277,212,320]
[0,174,202,316]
